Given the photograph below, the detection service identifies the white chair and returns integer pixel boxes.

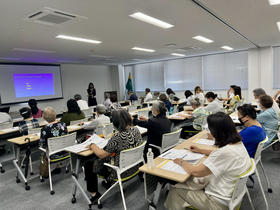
[228,158,256,210]
[39,132,77,195]
[0,121,14,173]
[82,108,94,119]
[70,118,87,125]
[250,137,270,210]
[97,141,146,210]
[149,129,182,154]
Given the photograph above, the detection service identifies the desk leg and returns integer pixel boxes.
[144,172,148,200]
[71,157,92,210]
[13,145,30,190]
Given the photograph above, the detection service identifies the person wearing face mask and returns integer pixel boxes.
[222,85,236,103]
[224,86,242,114]
[256,95,278,146]
[237,104,266,158]
[253,88,280,116]
[204,92,224,114]
[133,101,172,157]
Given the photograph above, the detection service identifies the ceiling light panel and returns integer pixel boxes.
[56,35,102,44]
[132,47,155,52]
[192,35,214,43]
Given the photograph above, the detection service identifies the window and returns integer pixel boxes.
[203,51,248,90]
[133,62,164,91]
[273,46,280,88]
[164,57,202,90]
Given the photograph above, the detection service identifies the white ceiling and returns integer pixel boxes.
[0,0,279,65]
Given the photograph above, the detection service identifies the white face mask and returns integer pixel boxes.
[229,93,234,98]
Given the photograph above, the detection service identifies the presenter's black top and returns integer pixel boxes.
[87,88,97,106]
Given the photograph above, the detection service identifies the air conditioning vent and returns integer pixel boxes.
[25,7,87,25]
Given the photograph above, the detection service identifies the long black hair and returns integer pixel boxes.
[88,82,94,90]
[207,112,241,148]
[28,99,39,115]
[112,109,132,132]
[67,99,81,114]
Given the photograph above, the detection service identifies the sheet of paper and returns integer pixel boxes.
[135,126,147,135]
[67,125,81,130]
[157,160,187,175]
[159,149,189,160]
[195,139,215,146]
[1,127,19,133]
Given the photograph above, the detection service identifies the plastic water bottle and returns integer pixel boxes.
[147,148,154,169]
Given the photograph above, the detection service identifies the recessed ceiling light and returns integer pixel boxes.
[192,35,214,43]
[132,47,155,52]
[277,22,280,31]
[268,0,280,5]
[129,12,174,29]
[171,53,185,57]
[56,35,102,44]
[13,48,56,53]
[221,46,234,51]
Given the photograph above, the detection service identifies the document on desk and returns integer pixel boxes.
[135,126,147,135]
[160,149,205,161]
[65,134,108,153]
[67,125,81,130]
[1,127,19,133]
[194,139,215,146]
[157,160,187,175]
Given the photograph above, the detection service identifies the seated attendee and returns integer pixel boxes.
[237,104,266,158]
[159,93,172,112]
[144,88,153,102]
[187,98,208,130]
[28,99,42,119]
[133,101,172,157]
[108,95,121,113]
[84,109,143,203]
[257,95,278,146]
[184,90,193,105]
[166,88,179,101]
[74,94,89,110]
[83,104,110,131]
[39,107,68,174]
[103,93,112,108]
[18,107,40,135]
[253,88,280,116]
[0,112,12,124]
[204,92,224,114]
[194,86,205,104]
[165,112,251,210]
[128,91,138,102]
[60,99,85,126]
[153,91,160,100]
[223,85,236,102]
[225,86,242,114]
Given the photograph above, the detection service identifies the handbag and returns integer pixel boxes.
[39,153,49,177]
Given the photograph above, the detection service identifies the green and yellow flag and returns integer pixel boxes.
[126,72,133,92]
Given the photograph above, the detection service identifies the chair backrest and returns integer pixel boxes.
[28,127,41,135]
[70,118,87,125]
[161,129,182,153]
[138,110,149,119]
[119,141,146,170]
[254,137,268,164]
[0,121,13,130]
[229,159,256,210]
[83,108,93,118]
[47,132,77,156]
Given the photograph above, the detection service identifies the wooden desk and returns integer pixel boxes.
[168,111,191,121]
[171,99,187,105]
[129,107,151,116]
[139,130,216,183]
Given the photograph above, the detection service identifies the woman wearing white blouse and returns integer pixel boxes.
[165,112,251,210]
[194,86,205,104]
[204,92,224,114]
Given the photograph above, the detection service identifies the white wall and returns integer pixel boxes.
[7,64,118,113]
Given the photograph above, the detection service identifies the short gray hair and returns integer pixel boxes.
[152,101,167,115]
[190,97,201,107]
[43,107,56,123]
[253,88,266,97]
[105,93,110,99]
[96,104,106,114]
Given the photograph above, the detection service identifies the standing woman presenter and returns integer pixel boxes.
[87,82,97,106]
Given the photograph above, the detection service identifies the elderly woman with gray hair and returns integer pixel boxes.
[133,101,172,157]
[82,104,110,131]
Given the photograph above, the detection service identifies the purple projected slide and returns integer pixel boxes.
[13,73,55,97]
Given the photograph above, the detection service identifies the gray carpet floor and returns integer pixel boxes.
[0,146,279,210]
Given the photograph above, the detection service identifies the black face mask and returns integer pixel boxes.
[238,116,248,125]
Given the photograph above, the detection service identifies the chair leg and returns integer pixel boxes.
[152,182,163,206]
[48,161,55,195]
[255,168,269,210]
[246,187,255,210]
[98,182,119,204]
[259,160,272,193]
[29,155,33,175]
[117,173,127,210]
[143,173,148,200]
